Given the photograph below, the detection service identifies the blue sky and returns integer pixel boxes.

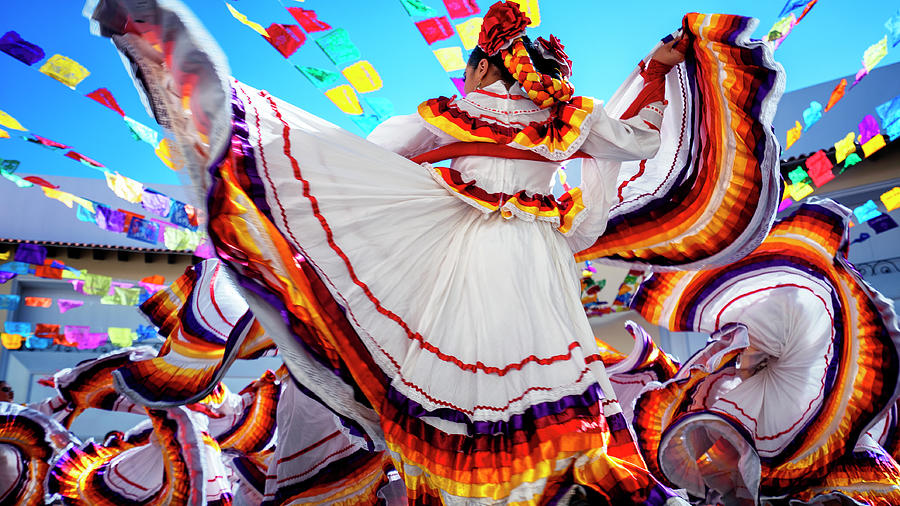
[1,0,899,186]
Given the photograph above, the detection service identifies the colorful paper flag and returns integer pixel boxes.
[787,181,814,201]
[869,213,898,234]
[854,200,881,222]
[105,172,144,203]
[126,217,160,244]
[286,7,332,33]
[86,88,126,116]
[108,327,136,347]
[39,54,90,88]
[881,187,900,212]
[1,171,32,188]
[805,150,834,187]
[0,295,19,310]
[24,176,58,189]
[876,94,900,141]
[802,101,823,129]
[455,17,483,50]
[64,150,105,168]
[123,116,160,146]
[14,243,46,265]
[0,110,26,131]
[225,3,269,37]
[1,333,23,350]
[887,10,900,47]
[778,0,809,17]
[863,35,888,72]
[777,197,794,212]
[155,138,182,170]
[296,66,341,88]
[399,0,437,17]
[35,324,60,340]
[315,29,361,66]
[416,17,455,44]
[786,120,802,149]
[341,60,383,94]
[324,84,363,115]
[0,129,8,139]
[765,14,795,43]
[858,114,880,144]
[432,46,467,72]
[0,158,19,173]
[824,79,846,112]
[265,23,306,58]
[0,31,45,66]
[361,98,393,121]
[444,0,480,19]
[101,286,141,306]
[450,76,466,96]
[833,132,856,164]
[0,272,16,284]
[24,134,69,150]
[26,336,52,349]
[76,203,97,224]
[508,0,540,27]
[83,273,112,296]
[352,115,381,134]
[844,153,862,168]
[861,134,886,157]
[4,321,32,337]
[57,299,84,313]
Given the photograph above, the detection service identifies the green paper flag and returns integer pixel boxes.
[315,29,361,66]
[83,273,112,296]
[863,35,888,72]
[787,167,810,185]
[296,66,341,89]
[101,286,141,306]
[399,0,437,16]
[844,153,862,168]
[108,327,136,347]
[0,158,19,173]
[123,116,160,146]
[1,171,32,188]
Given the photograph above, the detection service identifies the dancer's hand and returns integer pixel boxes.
[652,36,686,66]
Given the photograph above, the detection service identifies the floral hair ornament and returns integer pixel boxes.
[534,35,572,79]
[477,1,530,56]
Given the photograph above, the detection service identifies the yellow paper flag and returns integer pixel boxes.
[456,17,483,50]
[508,0,540,27]
[341,61,383,94]
[861,134,886,157]
[863,35,888,72]
[786,120,802,149]
[0,110,26,131]
[881,187,900,212]
[0,251,9,260]
[225,3,269,37]
[0,129,8,139]
[833,131,856,163]
[155,138,183,170]
[39,54,91,89]
[433,47,467,72]
[788,181,814,201]
[41,187,76,208]
[324,85,363,115]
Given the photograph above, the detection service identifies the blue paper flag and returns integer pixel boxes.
[886,10,900,48]
[869,213,899,234]
[0,31,45,66]
[876,94,900,141]
[5,321,33,336]
[25,336,52,349]
[136,324,157,341]
[0,294,20,310]
[169,201,197,230]
[351,114,381,134]
[0,261,32,274]
[127,217,160,244]
[853,200,882,223]
[779,0,809,18]
[76,204,97,224]
[365,97,395,121]
[802,101,823,129]
[315,29,361,66]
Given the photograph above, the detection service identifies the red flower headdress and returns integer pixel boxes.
[534,35,573,79]
[477,1,530,55]
[477,2,575,109]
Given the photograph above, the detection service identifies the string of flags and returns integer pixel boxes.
[0,162,206,251]
[0,244,165,350]
[8,130,193,219]
[784,10,898,149]
[223,2,395,133]
[0,31,180,169]
[763,0,818,49]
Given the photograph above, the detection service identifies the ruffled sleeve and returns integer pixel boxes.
[367,113,455,159]
[579,59,672,161]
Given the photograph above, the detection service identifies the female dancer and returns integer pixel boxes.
[86,0,783,503]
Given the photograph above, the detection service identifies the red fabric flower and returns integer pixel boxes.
[477,1,530,55]
[535,35,572,78]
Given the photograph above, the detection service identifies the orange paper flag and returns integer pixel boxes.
[824,79,846,112]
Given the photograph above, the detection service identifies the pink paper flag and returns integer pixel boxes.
[70,279,85,294]
[82,332,107,349]
[451,77,466,96]
[57,299,84,313]
[139,281,166,295]
[778,198,794,212]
